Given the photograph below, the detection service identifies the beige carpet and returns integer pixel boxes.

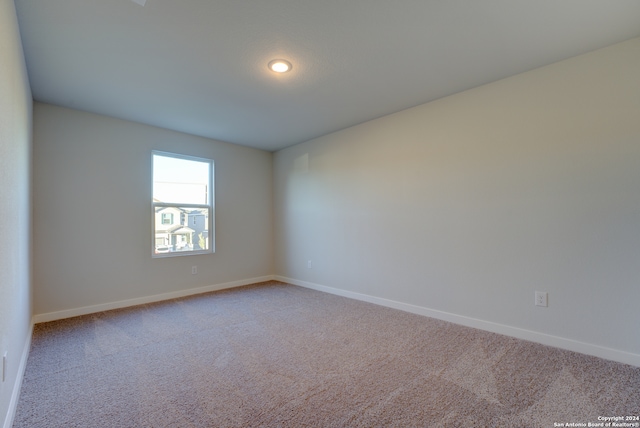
[14,281,640,427]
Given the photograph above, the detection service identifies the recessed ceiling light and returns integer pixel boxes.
[268,59,292,73]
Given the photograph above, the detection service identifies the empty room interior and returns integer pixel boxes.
[2,0,640,426]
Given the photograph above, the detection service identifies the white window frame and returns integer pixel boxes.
[152,150,215,258]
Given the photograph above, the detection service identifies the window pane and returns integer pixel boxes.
[153,154,210,204]
[154,206,209,254]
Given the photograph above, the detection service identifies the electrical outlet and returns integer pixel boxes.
[191,266,197,275]
[307,260,312,269]
[535,291,548,307]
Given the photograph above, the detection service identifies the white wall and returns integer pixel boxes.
[274,37,640,364]
[0,0,32,425]
[32,103,273,316]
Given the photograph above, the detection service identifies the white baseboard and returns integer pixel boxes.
[275,276,640,368]
[3,320,34,428]
[29,274,640,367]
[33,275,276,324]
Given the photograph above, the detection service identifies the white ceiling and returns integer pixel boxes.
[14,0,640,152]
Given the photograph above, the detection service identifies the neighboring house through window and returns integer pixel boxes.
[152,151,214,256]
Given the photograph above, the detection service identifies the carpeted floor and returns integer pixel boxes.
[13,281,640,427]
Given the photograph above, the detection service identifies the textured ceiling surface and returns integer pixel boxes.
[14,0,640,151]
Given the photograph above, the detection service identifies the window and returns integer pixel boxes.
[161,213,174,225]
[152,151,214,257]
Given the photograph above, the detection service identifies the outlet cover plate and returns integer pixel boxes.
[535,291,548,307]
